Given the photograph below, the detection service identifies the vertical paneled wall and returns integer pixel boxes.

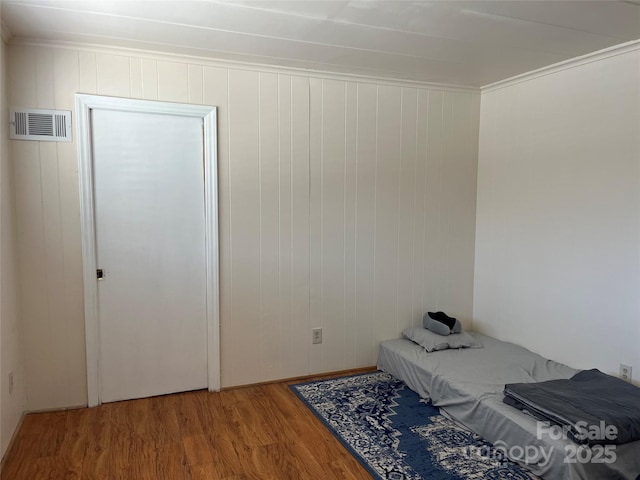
[224,71,311,386]
[309,80,479,373]
[9,46,87,411]
[8,44,479,410]
[1,35,28,457]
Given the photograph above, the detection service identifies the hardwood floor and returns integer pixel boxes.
[1,370,376,480]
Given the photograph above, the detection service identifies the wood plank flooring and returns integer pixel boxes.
[1,369,376,480]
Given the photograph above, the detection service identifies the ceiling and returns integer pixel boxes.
[2,0,639,87]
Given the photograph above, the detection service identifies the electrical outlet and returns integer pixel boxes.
[312,328,322,344]
[8,371,14,395]
[620,364,632,383]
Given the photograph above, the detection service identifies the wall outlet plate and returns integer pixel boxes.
[620,364,632,383]
[312,328,322,344]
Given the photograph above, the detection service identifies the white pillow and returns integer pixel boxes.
[403,327,483,353]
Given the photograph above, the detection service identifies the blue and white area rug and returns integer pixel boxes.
[291,371,538,480]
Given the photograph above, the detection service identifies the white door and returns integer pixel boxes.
[92,108,208,403]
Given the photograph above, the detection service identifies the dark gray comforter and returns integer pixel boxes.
[379,335,640,479]
[504,369,640,446]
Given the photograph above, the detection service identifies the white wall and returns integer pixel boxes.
[475,46,640,378]
[8,43,480,410]
[308,80,479,372]
[1,31,27,458]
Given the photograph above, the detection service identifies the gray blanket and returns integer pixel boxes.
[378,335,640,479]
[504,369,640,446]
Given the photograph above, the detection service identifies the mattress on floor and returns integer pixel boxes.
[377,334,640,480]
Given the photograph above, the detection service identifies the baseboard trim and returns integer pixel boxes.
[25,403,88,414]
[221,366,378,391]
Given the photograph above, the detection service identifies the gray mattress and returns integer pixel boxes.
[377,333,640,480]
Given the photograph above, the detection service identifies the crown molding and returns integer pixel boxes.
[8,36,480,94]
[482,39,640,93]
[1,20,13,44]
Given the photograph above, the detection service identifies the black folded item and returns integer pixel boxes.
[424,311,462,336]
[504,369,640,445]
[428,311,457,330]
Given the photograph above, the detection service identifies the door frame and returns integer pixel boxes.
[75,94,220,407]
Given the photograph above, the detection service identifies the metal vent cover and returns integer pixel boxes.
[9,108,72,142]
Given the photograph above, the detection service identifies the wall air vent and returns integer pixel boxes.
[9,108,72,142]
